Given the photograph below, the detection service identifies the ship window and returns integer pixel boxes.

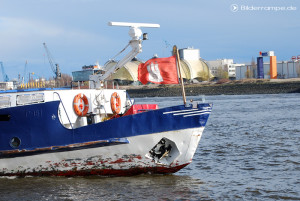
[10,137,21,149]
[0,114,10,121]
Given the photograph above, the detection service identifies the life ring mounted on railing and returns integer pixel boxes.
[110,92,121,114]
[73,93,89,117]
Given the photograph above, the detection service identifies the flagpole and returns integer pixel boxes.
[173,45,186,105]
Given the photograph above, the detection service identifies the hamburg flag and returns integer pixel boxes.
[138,55,179,84]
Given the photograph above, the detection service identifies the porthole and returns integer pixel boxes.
[10,137,21,149]
[0,114,10,121]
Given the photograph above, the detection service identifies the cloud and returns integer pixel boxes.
[0,16,113,78]
[0,17,107,59]
[0,17,61,46]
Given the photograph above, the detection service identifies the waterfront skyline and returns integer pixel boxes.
[0,0,299,80]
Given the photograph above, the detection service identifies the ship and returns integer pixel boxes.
[0,22,212,177]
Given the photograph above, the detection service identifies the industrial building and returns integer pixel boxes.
[103,58,142,85]
[108,47,213,84]
[73,48,213,85]
[0,82,13,90]
[206,59,245,80]
[103,48,213,84]
[236,60,300,80]
[72,64,105,82]
[178,48,213,82]
[72,49,300,83]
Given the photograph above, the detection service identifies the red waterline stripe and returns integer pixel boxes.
[0,163,190,177]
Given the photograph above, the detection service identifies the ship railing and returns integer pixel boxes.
[71,81,90,89]
[53,92,74,130]
[71,80,119,90]
[103,80,119,89]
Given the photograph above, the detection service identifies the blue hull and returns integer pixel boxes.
[0,101,211,158]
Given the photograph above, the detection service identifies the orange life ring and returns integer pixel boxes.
[110,92,121,114]
[73,93,89,116]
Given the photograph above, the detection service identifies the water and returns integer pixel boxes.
[1,94,299,200]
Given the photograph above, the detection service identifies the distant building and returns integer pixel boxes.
[206,59,245,79]
[262,60,299,79]
[71,48,214,84]
[102,47,213,84]
[178,48,213,81]
[236,60,300,80]
[179,48,200,61]
[104,58,142,85]
[0,82,14,90]
[72,64,105,82]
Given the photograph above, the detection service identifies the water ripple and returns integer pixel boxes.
[0,94,300,200]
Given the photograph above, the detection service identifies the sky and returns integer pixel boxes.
[0,0,299,81]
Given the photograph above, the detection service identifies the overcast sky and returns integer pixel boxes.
[0,0,299,80]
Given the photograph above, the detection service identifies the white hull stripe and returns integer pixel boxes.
[173,110,212,116]
[184,111,211,117]
[164,108,212,118]
[163,109,198,114]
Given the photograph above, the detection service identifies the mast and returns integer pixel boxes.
[173,46,187,105]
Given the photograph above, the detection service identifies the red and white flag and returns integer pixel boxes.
[138,55,179,84]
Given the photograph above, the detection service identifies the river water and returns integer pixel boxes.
[1,94,299,200]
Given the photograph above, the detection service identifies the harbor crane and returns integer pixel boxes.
[0,61,9,82]
[22,60,28,84]
[43,43,61,84]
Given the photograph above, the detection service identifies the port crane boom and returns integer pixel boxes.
[43,43,61,83]
[0,61,9,82]
[23,60,27,84]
